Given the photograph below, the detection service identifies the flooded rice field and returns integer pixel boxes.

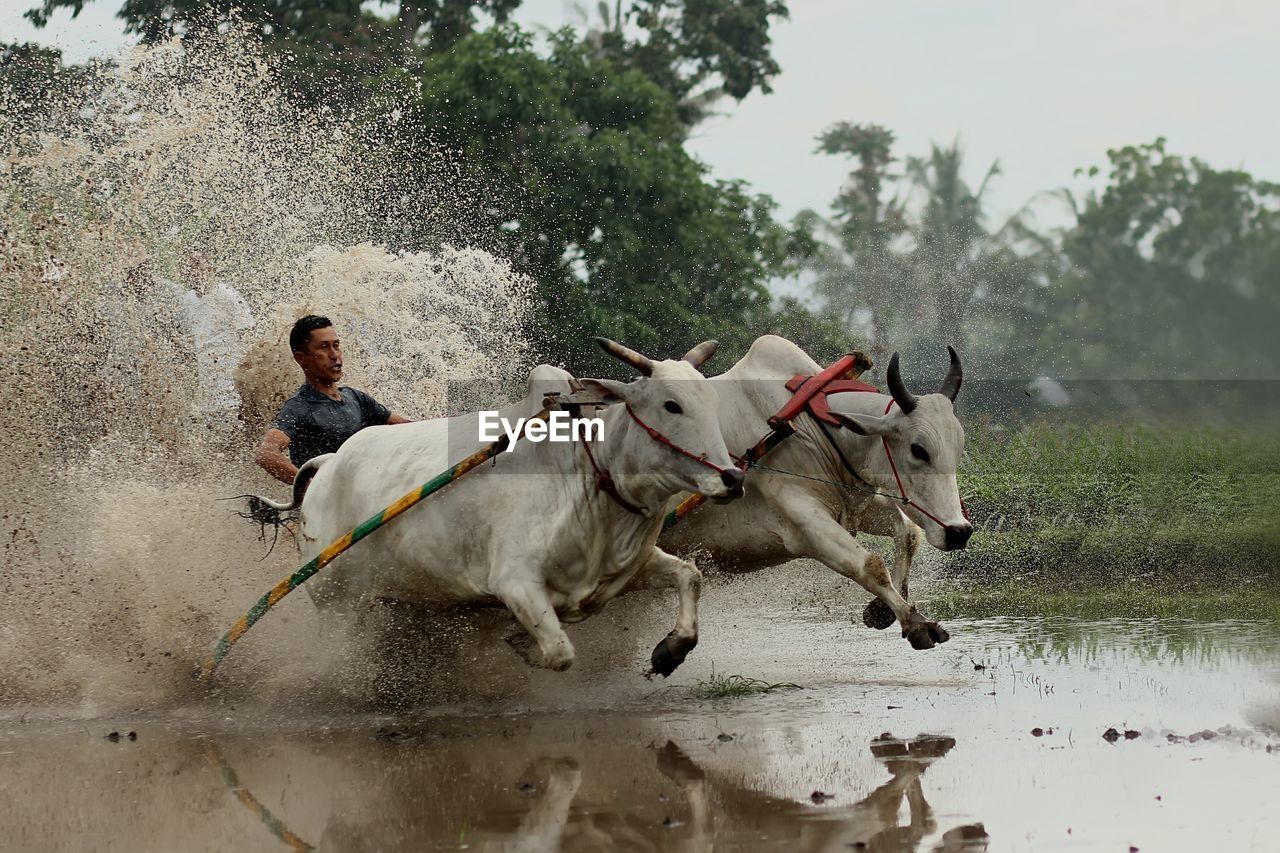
[3,563,1277,853]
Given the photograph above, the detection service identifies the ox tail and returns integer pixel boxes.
[233,454,335,527]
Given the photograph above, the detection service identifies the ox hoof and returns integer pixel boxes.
[646,632,697,679]
[862,597,897,630]
[900,609,948,650]
[904,627,936,650]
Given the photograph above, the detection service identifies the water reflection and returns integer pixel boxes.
[203,731,985,852]
[205,743,316,853]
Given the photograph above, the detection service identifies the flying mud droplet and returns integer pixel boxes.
[0,27,532,713]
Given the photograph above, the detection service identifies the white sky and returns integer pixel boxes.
[5,0,1279,229]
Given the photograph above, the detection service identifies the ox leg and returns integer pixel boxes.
[629,550,702,678]
[859,499,923,630]
[497,582,576,671]
[512,758,581,853]
[781,492,947,650]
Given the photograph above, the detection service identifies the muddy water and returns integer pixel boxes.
[2,563,1276,853]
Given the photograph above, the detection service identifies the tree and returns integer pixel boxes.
[1044,138,1280,379]
[383,26,799,373]
[903,140,1048,370]
[24,1,519,105]
[801,130,1052,378]
[570,0,789,128]
[795,122,909,362]
[23,1,823,372]
[1,42,94,131]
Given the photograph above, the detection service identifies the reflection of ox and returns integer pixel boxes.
[208,729,983,852]
[254,339,742,676]
[659,335,970,649]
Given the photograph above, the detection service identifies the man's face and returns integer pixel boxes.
[294,326,343,384]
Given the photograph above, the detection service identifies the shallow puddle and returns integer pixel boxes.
[3,578,1277,852]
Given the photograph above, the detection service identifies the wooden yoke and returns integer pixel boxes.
[768,351,874,429]
[661,350,873,531]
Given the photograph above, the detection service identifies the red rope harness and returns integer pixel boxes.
[879,398,971,526]
[781,370,969,528]
[582,403,731,514]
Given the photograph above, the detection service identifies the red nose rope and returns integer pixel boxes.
[583,403,732,515]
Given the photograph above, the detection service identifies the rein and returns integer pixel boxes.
[584,403,731,515]
[809,403,970,526]
[876,398,971,525]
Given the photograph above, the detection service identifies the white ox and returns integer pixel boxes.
[255,339,744,676]
[657,335,970,649]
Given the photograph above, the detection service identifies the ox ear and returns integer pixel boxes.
[831,411,896,437]
[570,377,631,406]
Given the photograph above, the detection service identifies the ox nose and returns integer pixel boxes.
[944,524,973,551]
[720,467,745,497]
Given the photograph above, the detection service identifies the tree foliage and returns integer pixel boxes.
[21,1,812,372]
[384,26,800,372]
[1042,139,1280,378]
[800,129,1050,378]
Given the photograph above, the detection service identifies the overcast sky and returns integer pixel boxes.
[6,0,1278,229]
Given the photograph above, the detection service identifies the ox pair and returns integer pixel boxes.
[233,335,968,679]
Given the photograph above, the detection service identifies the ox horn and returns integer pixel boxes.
[681,340,719,370]
[939,345,963,402]
[594,337,654,376]
[886,352,918,415]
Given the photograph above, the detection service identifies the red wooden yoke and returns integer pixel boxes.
[766,352,875,429]
[661,350,874,530]
[781,374,880,426]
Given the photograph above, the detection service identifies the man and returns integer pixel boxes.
[255,315,411,484]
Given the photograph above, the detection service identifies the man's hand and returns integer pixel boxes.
[387,412,412,425]
[255,428,298,485]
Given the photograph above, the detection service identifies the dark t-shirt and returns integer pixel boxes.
[275,384,391,466]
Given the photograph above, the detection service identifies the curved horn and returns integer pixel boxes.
[682,340,719,370]
[886,352,918,415]
[594,337,654,376]
[939,345,963,402]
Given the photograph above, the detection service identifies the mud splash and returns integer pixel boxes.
[0,31,532,712]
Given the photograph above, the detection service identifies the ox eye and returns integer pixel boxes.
[910,443,931,463]
[664,400,684,415]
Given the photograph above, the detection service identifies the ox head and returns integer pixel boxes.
[830,348,972,551]
[578,337,744,503]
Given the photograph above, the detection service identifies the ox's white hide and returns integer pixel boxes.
[293,360,735,674]
[658,335,963,650]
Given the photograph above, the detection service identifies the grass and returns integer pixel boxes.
[952,422,1280,579]
[925,579,1280,623]
[688,673,802,699]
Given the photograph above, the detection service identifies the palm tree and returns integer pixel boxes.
[903,139,1053,372]
[799,122,912,362]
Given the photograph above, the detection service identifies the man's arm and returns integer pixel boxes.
[386,413,412,425]
[254,428,298,485]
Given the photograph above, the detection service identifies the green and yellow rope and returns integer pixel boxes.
[201,407,552,678]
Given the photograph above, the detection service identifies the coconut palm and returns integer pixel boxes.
[798,122,913,362]
[902,139,1054,375]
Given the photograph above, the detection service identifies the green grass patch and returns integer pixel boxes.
[954,422,1280,579]
[925,579,1280,622]
[688,673,802,699]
